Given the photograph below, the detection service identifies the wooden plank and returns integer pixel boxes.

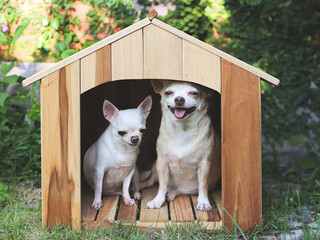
[152,19,279,85]
[221,59,262,230]
[135,220,222,232]
[191,195,220,222]
[183,40,221,93]
[111,30,143,81]
[41,61,81,230]
[22,18,152,87]
[81,45,111,93]
[81,184,97,225]
[96,195,119,223]
[211,189,221,219]
[170,195,195,222]
[144,24,183,80]
[140,186,169,223]
[117,197,138,222]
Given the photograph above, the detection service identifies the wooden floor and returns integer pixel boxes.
[81,184,222,231]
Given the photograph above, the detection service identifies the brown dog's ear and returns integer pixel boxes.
[150,80,165,94]
[138,95,152,119]
[103,100,119,123]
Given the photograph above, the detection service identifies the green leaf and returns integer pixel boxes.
[11,19,30,44]
[3,75,19,84]
[51,18,59,30]
[56,41,66,51]
[61,49,77,59]
[0,92,9,106]
[0,31,7,44]
[288,135,308,147]
[42,17,49,26]
[0,62,14,75]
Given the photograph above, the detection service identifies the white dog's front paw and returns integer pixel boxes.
[133,192,141,200]
[123,197,136,206]
[146,198,165,209]
[91,199,103,210]
[196,201,212,212]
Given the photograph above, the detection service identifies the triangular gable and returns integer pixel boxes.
[22,17,279,88]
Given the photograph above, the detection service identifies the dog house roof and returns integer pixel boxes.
[22,12,280,88]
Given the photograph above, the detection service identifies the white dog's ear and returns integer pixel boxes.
[103,100,119,123]
[138,95,152,118]
[151,80,165,94]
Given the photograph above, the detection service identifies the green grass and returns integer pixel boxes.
[0,181,319,240]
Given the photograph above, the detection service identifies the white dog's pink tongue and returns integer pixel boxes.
[174,109,186,118]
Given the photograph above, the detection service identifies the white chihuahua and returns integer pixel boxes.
[84,96,152,210]
[145,80,220,212]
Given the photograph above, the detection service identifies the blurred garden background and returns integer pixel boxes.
[0,0,319,239]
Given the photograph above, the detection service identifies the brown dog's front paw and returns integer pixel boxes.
[146,198,164,209]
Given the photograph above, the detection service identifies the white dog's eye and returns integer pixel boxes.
[139,128,146,134]
[165,91,173,96]
[189,91,199,96]
[118,131,126,136]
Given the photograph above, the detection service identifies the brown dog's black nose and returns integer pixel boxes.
[131,136,139,144]
[174,97,185,106]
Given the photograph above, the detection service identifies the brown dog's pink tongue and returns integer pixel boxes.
[174,109,186,118]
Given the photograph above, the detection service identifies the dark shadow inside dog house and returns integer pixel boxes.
[80,79,222,230]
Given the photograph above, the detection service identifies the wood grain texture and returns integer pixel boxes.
[22,18,152,87]
[117,198,138,222]
[41,61,81,230]
[140,186,169,223]
[96,195,119,223]
[81,45,111,93]
[183,40,221,93]
[144,24,183,80]
[170,196,195,222]
[191,195,220,222]
[221,59,262,230]
[23,18,279,87]
[111,30,143,80]
[151,19,279,85]
[81,184,97,225]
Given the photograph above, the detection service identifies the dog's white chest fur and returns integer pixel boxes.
[157,115,214,193]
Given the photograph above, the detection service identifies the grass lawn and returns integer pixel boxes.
[0,176,319,239]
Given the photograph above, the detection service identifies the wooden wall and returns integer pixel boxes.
[41,61,81,229]
[221,59,262,230]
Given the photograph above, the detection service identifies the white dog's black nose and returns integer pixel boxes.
[131,136,139,144]
[175,97,185,106]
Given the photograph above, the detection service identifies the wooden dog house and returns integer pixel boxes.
[22,11,279,231]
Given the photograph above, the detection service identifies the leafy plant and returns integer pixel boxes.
[82,0,136,41]
[0,182,13,204]
[0,63,41,183]
[0,0,30,61]
[211,0,320,174]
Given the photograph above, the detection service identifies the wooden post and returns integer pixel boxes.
[41,61,81,230]
[221,59,262,230]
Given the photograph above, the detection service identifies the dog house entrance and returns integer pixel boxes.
[80,80,222,231]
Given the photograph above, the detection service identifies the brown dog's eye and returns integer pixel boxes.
[139,129,146,134]
[189,91,199,96]
[118,131,126,136]
[165,91,172,96]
